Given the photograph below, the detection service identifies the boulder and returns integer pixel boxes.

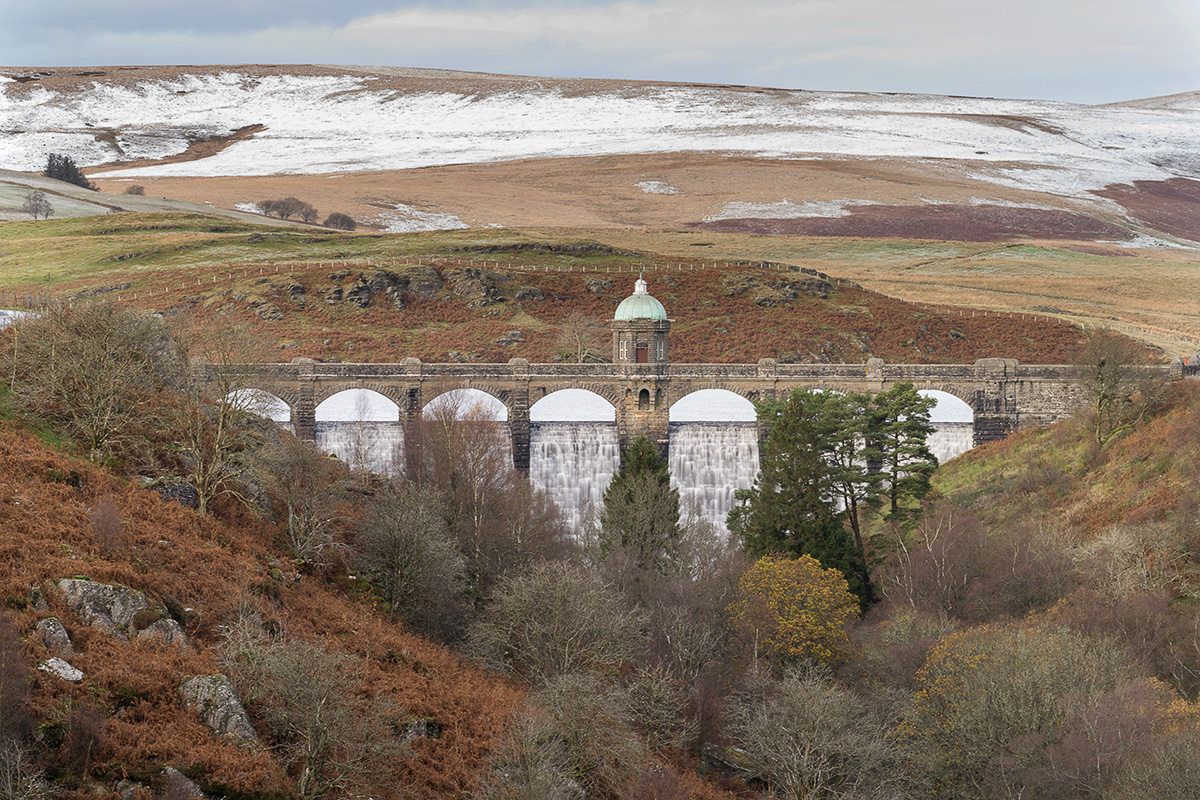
[56,579,190,648]
[39,657,84,682]
[35,616,73,657]
[136,618,189,649]
[179,674,260,745]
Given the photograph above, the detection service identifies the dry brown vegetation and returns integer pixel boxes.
[0,425,527,798]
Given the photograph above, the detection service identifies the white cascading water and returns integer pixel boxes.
[315,421,405,475]
[668,423,761,534]
[928,422,974,464]
[529,422,621,533]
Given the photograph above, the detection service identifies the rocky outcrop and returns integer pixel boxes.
[444,267,506,308]
[722,272,833,305]
[179,675,260,745]
[35,616,73,657]
[56,579,189,648]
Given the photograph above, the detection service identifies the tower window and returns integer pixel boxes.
[638,388,650,410]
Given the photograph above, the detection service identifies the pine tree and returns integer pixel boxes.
[867,382,938,525]
[599,436,681,572]
[43,153,96,191]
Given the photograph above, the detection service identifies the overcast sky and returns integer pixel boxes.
[4,0,1198,104]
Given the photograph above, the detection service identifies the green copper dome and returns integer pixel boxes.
[614,276,668,321]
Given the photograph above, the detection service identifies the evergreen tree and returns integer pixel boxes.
[43,153,96,191]
[599,436,681,572]
[810,389,881,557]
[729,390,874,605]
[867,382,938,525]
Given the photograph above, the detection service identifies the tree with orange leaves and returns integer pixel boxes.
[728,554,859,670]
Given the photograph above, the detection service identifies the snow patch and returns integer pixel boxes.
[635,180,680,194]
[372,203,470,233]
[705,198,869,221]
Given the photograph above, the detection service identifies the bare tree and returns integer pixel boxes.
[21,191,51,220]
[259,435,350,571]
[175,321,275,515]
[323,212,356,231]
[555,310,608,363]
[3,302,183,463]
[728,667,899,800]
[1072,327,1165,448]
[471,561,645,686]
[298,202,320,224]
[0,741,51,800]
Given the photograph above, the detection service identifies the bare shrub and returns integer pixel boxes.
[1107,727,1200,800]
[470,561,644,686]
[727,666,899,800]
[355,481,470,641]
[531,674,647,798]
[61,705,106,778]
[0,740,51,800]
[123,184,145,195]
[624,667,696,753]
[844,607,957,692]
[220,622,405,799]
[476,705,583,800]
[87,494,126,553]
[1045,587,1200,698]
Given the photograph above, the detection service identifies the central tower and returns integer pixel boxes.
[611,275,670,364]
[611,275,671,455]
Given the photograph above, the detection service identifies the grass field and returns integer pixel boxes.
[1,210,1196,359]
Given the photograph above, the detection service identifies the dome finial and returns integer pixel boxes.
[634,272,648,295]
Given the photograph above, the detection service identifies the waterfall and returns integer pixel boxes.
[928,422,975,464]
[315,421,404,475]
[669,423,760,534]
[529,422,621,533]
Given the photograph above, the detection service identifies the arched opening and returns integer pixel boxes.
[919,389,975,463]
[415,387,513,494]
[315,389,402,475]
[530,389,620,533]
[669,389,757,422]
[638,388,650,410]
[422,388,507,421]
[668,389,759,535]
[225,389,293,431]
[530,389,615,422]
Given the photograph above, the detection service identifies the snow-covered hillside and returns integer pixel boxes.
[1,67,1197,202]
